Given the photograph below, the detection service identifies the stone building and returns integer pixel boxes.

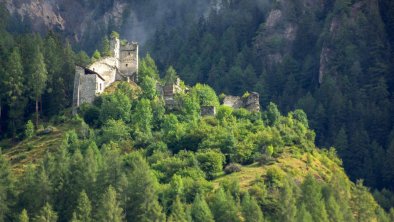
[159,78,183,109]
[72,36,138,114]
[222,92,260,112]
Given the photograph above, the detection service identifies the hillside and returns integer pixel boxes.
[1,0,394,221]
[2,0,394,194]
[1,54,393,221]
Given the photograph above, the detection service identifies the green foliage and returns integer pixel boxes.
[196,150,224,179]
[0,151,14,222]
[19,209,29,222]
[92,50,101,61]
[265,102,280,126]
[139,54,159,80]
[3,47,26,136]
[191,194,214,222]
[100,119,130,144]
[96,186,124,222]
[209,189,240,222]
[125,152,165,222]
[100,37,111,57]
[140,75,157,100]
[299,174,329,222]
[33,203,57,222]
[163,66,179,85]
[110,31,120,39]
[167,196,188,222]
[99,90,131,123]
[24,120,35,139]
[72,191,92,222]
[241,193,263,222]
[352,180,378,222]
[191,84,220,107]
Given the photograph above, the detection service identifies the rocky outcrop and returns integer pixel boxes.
[3,0,65,30]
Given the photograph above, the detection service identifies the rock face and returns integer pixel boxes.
[72,36,138,113]
[3,0,65,31]
[223,92,260,112]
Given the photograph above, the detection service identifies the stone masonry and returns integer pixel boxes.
[72,36,138,114]
[223,92,260,112]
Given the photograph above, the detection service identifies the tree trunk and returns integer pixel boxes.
[40,95,43,114]
[36,97,39,127]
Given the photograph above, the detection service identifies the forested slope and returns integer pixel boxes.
[146,0,394,193]
[1,54,393,222]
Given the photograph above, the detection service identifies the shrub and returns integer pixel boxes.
[196,150,225,179]
[24,120,34,139]
[265,167,285,187]
[224,163,242,174]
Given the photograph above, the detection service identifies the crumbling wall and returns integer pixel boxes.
[223,92,260,112]
[223,96,244,109]
[244,92,260,112]
[72,66,83,114]
[89,57,117,88]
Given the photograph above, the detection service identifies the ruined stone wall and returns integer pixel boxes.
[244,92,260,112]
[110,37,120,60]
[223,93,260,112]
[223,96,244,109]
[72,66,84,114]
[79,75,99,105]
[89,57,117,88]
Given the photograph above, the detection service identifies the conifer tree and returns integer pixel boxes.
[125,152,165,222]
[0,150,15,222]
[277,180,297,222]
[101,36,111,57]
[72,191,92,222]
[351,180,378,222]
[167,196,188,222]
[325,194,344,222]
[96,186,124,222]
[64,149,87,218]
[299,174,329,222]
[33,203,58,222]
[3,47,25,137]
[297,204,313,222]
[209,189,240,222]
[24,120,35,139]
[19,209,29,222]
[241,193,263,222]
[191,194,214,222]
[29,48,48,126]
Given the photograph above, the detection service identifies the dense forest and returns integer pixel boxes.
[146,0,394,192]
[1,47,394,221]
[1,0,394,221]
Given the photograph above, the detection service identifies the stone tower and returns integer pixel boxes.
[119,41,139,82]
[110,36,120,67]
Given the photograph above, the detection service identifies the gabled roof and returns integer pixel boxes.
[76,64,106,81]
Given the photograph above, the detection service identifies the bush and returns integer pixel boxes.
[224,163,242,174]
[196,150,225,180]
[24,120,34,139]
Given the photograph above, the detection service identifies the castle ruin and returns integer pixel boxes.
[72,36,138,114]
[223,92,260,113]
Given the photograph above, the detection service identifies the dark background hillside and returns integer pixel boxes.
[1,0,394,199]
